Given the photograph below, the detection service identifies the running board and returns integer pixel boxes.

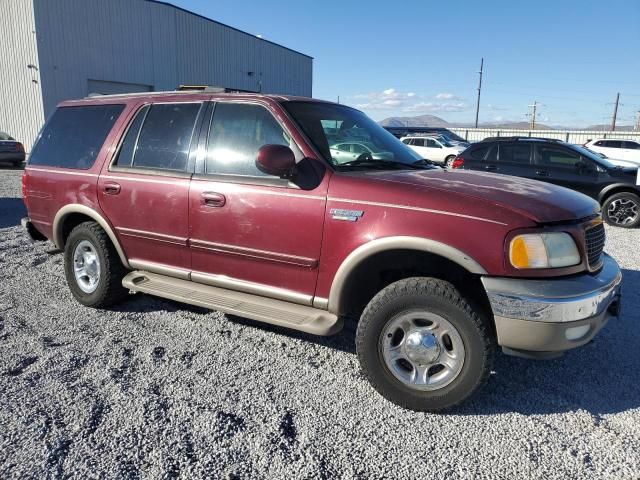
[122,271,342,336]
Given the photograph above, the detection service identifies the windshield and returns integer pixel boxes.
[282,101,427,169]
[571,144,619,169]
[434,136,454,147]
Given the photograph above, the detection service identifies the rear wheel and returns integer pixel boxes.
[602,192,640,228]
[444,155,456,168]
[356,277,495,412]
[63,221,128,307]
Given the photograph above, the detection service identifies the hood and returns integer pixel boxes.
[605,158,639,168]
[359,169,600,224]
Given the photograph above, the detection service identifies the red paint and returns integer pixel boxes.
[24,92,600,307]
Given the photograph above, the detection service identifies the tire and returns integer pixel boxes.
[602,192,640,228]
[12,160,22,168]
[63,221,128,307]
[444,155,457,168]
[356,277,495,412]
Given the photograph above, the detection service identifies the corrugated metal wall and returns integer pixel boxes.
[32,0,313,119]
[0,0,45,151]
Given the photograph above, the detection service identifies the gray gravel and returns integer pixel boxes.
[0,167,639,479]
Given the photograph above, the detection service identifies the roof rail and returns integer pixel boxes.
[481,136,564,143]
[176,85,258,93]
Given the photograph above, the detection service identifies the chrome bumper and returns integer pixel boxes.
[482,254,622,354]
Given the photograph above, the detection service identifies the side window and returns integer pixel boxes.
[594,140,605,147]
[206,103,290,176]
[412,138,425,147]
[352,144,367,154]
[604,140,623,149]
[402,139,411,145]
[338,144,350,152]
[113,105,149,167]
[426,139,440,148]
[469,145,491,161]
[29,104,124,169]
[537,145,581,168]
[623,141,639,150]
[499,144,531,164]
[132,103,201,171]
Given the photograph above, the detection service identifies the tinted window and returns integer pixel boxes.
[469,145,491,160]
[338,144,350,152]
[206,103,290,176]
[132,103,200,171]
[537,145,581,168]
[113,105,149,167]
[412,138,425,146]
[352,144,367,153]
[29,105,124,169]
[426,139,440,148]
[604,140,623,148]
[499,144,531,164]
[623,141,639,150]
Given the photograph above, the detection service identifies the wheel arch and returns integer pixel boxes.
[53,204,130,268]
[598,184,640,204]
[326,236,488,315]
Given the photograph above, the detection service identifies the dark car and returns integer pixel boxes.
[452,137,640,228]
[0,131,26,167]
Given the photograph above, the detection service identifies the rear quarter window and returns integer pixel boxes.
[29,104,124,169]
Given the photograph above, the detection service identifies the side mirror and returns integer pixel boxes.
[256,144,296,178]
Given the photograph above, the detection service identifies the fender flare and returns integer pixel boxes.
[52,204,130,268]
[326,236,487,313]
[598,184,640,203]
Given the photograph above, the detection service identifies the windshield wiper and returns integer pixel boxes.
[412,158,438,167]
[338,159,428,170]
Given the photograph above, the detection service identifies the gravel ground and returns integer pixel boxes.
[0,167,639,479]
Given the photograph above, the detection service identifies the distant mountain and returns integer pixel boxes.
[378,114,450,128]
[379,114,636,132]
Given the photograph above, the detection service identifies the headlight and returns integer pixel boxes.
[509,232,580,269]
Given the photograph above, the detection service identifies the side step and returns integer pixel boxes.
[122,271,342,336]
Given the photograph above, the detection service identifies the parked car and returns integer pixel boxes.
[0,131,26,167]
[584,138,640,164]
[383,126,467,143]
[22,93,621,411]
[400,135,465,166]
[329,141,393,163]
[453,136,640,228]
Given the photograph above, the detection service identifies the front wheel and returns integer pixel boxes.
[602,192,640,228]
[444,155,456,168]
[356,277,495,412]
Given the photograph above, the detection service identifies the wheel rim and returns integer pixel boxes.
[607,198,639,225]
[379,310,465,391]
[73,240,101,293]
[445,157,455,168]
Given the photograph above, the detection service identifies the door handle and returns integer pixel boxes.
[201,192,226,207]
[536,170,550,177]
[103,182,121,195]
[484,164,497,171]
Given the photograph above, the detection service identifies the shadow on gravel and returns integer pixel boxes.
[462,268,640,417]
[0,198,26,228]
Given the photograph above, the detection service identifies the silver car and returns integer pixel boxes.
[330,141,393,164]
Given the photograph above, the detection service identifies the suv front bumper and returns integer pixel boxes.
[482,254,622,357]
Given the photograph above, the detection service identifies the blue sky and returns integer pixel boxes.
[176,0,640,127]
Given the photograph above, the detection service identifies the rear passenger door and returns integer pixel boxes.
[98,101,205,274]
[533,144,600,197]
[188,101,327,304]
[495,143,533,178]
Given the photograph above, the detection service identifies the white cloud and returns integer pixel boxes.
[435,92,462,100]
[403,102,469,113]
[383,88,396,96]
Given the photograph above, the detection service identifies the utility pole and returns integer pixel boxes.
[635,111,640,131]
[474,58,483,128]
[527,101,539,129]
[337,95,340,104]
[611,93,620,131]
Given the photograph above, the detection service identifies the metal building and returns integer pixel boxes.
[0,0,313,150]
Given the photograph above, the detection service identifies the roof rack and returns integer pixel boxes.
[176,85,258,93]
[481,136,564,143]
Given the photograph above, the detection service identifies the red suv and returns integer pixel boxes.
[22,90,622,411]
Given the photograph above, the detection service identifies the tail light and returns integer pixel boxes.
[22,171,29,209]
[450,155,464,169]
[16,142,24,152]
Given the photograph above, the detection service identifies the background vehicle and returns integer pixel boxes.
[0,131,25,167]
[22,94,621,412]
[454,137,640,227]
[401,135,465,166]
[330,141,393,163]
[584,139,640,164]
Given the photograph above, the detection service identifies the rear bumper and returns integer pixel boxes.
[482,254,622,355]
[0,152,25,162]
[21,217,47,241]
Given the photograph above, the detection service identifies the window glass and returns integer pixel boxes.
[604,140,623,148]
[594,141,605,146]
[426,139,440,148]
[401,138,411,144]
[29,105,124,169]
[352,144,367,154]
[537,145,581,168]
[623,141,639,150]
[206,103,290,176]
[132,103,200,171]
[412,138,425,147]
[337,143,350,152]
[499,144,531,164]
[470,145,490,160]
[113,105,148,167]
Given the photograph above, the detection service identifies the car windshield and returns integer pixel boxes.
[433,136,454,147]
[571,144,619,169]
[282,101,430,170]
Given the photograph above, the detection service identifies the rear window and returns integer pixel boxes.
[469,145,491,160]
[29,105,124,169]
[499,144,531,164]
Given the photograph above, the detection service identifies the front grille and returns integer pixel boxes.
[585,222,605,270]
